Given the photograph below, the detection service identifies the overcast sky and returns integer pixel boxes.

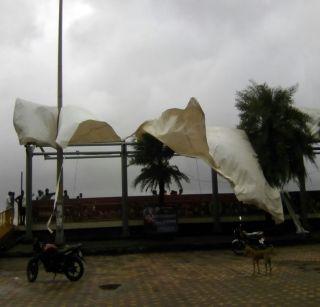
[0,0,319,210]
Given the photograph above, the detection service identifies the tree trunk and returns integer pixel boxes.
[298,174,309,230]
[211,169,221,233]
[264,212,274,231]
[158,179,165,207]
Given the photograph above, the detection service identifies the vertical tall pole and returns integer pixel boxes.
[55,0,64,245]
[25,145,33,240]
[20,171,23,194]
[211,169,221,232]
[19,171,23,225]
[121,143,129,237]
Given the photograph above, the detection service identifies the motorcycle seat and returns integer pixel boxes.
[43,243,58,252]
[60,243,82,254]
[242,231,263,238]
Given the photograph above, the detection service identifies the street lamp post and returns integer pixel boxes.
[55,0,64,245]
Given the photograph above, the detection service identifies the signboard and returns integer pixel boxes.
[143,206,178,234]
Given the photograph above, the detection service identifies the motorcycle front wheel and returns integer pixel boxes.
[27,258,39,282]
[64,256,84,281]
[232,240,245,255]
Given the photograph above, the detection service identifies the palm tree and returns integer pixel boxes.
[236,81,317,228]
[130,133,189,206]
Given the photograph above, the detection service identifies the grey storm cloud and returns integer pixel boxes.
[0,0,319,209]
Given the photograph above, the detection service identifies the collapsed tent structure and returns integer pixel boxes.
[14,98,121,148]
[134,98,284,223]
[13,97,296,223]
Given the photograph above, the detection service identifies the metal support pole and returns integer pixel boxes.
[19,171,23,225]
[211,169,221,232]
[55,0,64,245]
[121,143,129,237]
[55,147,64,244]
[25,145,34,240]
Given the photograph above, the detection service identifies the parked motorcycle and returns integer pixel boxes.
[27,239,85,282]
[231,216,269,255]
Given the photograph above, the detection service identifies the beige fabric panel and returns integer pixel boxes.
[68,120,120,145]
[56,106,121,148]
[135,97,217,168]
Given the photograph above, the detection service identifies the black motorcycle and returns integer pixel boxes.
[231,217,268,255]
[27,239,85,282]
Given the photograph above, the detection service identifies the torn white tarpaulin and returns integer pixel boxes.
[135,98,217,168]
[134,99,283,223]
[13,98,121,148]
[206,127,283,223]
[13,97,284,222]
[13,98,58,148]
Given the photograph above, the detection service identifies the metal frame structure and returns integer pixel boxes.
[24,141,222,241]
[25,142,129,240]
[24,142,320,241]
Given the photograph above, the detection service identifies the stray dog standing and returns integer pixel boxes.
[245,245,274,275]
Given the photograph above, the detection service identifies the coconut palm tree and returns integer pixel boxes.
[236,81,317,228]
[130,133,189,206]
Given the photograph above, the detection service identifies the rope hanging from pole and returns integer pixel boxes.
[72,151,80,195]
[47,161,63,234]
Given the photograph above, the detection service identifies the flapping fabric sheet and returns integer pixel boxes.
[13,99,121,148]
[135,97,217,168]
[206,127,283,223]
[47,164,63,234]
[56,105,121,148]
[13,97,284,222]
[134,99,283,223]
[13,98,58,148]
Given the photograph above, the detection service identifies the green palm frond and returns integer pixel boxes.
[236,81,317,188]
[129,133,174,167]
[130,133,189,204]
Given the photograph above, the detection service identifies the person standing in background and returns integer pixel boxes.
[36,190,45,200]
[63,190,69,200]
[44,188,55,200]
[21,193,26,225]
[15,190,25,225]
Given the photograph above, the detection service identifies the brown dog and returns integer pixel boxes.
[245,245,274,275]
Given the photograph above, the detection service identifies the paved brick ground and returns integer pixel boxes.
[1,244,320,306]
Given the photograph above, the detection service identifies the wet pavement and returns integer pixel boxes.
[1,244,320,306]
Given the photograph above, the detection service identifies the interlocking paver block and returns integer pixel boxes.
[1,245,320,306]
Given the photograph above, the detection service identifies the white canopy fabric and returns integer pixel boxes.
[206,127,283,223]
[13,98,121,148]
[13,97,284,222]
[13,98,58,148]
[135,98,283,223]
